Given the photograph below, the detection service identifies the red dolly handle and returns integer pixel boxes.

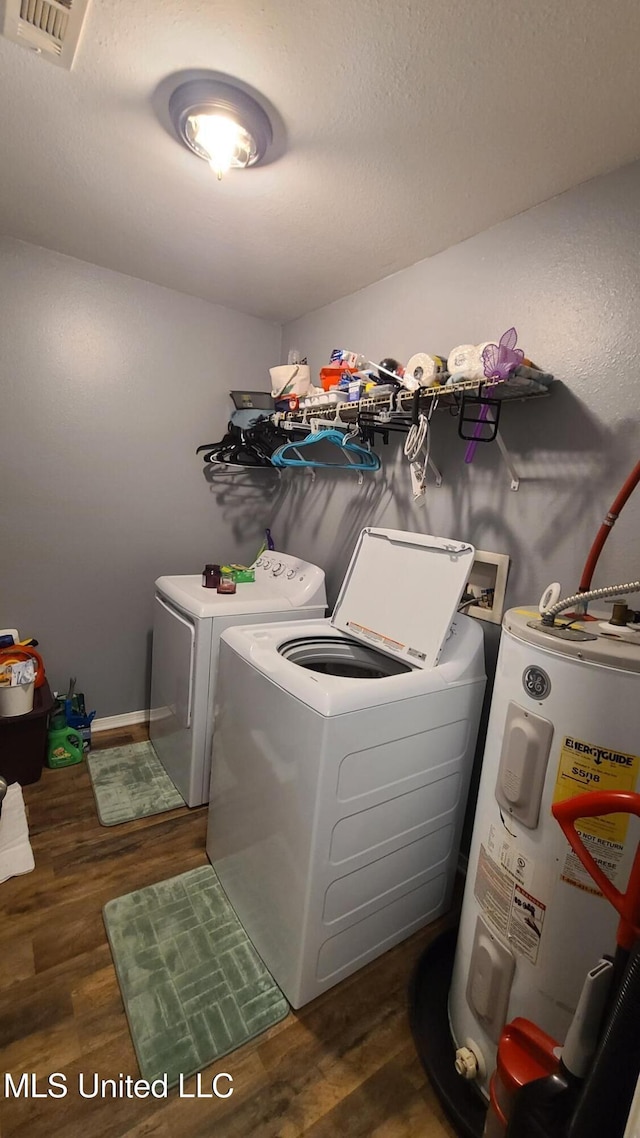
[552,791,640,952]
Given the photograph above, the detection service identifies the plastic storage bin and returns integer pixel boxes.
[0,681,35,717]
[319,366,358,391]
[0,680,55,786]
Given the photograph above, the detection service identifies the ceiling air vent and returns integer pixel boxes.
[2,0,90,68]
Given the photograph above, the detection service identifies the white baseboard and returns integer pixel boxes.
[92,709,149,733]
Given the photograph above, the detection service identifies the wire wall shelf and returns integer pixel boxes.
[274,369,552,491]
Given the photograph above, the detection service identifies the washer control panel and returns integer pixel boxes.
[255,551,306,582]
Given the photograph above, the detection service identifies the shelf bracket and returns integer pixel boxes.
[495,429,520,491]
[428,456,443,486]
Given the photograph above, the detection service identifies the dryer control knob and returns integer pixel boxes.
[272,563,285,576]
[262,559,271,569]
[286,569,296,579]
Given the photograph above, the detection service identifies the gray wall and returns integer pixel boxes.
[273,161,640,615]
[265,160,640,845]
[0,238,280,717]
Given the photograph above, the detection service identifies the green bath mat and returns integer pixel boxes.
[87,741,185,825]
[103,865,289,1086]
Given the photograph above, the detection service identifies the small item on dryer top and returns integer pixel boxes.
[202,564,221,589]
[217,577,237,595]
[229,565,256,583]
[253,530,276,560]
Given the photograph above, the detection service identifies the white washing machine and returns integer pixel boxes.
[149,552,326,807]
[206,528,486,1007]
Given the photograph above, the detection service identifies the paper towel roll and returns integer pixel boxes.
[404,353,446,390]
[447,343,492,382]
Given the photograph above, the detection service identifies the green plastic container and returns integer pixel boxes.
[47,726,84,768]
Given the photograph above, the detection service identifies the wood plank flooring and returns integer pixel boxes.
[0,726,458,1138]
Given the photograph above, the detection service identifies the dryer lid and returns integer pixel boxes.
[331,528,475,669]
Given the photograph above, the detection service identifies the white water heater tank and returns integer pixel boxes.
[449,605,640,1097]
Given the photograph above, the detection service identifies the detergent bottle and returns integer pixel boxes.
[47,726,84,768]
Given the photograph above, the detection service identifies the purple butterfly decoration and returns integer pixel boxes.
[482,327,524,380]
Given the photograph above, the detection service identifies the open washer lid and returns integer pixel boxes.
[331,528,475,670]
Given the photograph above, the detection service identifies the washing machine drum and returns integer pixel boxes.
[279,636,412,679]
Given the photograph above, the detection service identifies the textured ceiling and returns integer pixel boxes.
[1,0,640,322]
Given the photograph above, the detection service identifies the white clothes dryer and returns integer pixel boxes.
[149,552,326,807]
[206,528,486,1007]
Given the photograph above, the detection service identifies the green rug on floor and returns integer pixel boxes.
[103,864,289,1086]
[87,741,185,826]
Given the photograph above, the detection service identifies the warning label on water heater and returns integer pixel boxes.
[560,834,625,896]
[553,733,640,894]
[474,842,546,964]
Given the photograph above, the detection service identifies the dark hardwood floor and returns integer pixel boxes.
[0,726,458,1137]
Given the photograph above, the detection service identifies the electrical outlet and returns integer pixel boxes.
[462,550,510,625]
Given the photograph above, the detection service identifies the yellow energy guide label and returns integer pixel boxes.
[553,734,640,894]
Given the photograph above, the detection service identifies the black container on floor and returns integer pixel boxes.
[409,927,487,1138]
[0,681,55,785]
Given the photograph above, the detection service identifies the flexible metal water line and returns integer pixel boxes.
[542,580,640,624]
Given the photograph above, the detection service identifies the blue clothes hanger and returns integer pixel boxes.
[271,429,380,471]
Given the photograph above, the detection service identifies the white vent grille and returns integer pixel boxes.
[2,0,90,68]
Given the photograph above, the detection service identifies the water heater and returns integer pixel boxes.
[449,606,640,1097]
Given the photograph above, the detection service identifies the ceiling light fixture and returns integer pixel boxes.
[169,79,273,181]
